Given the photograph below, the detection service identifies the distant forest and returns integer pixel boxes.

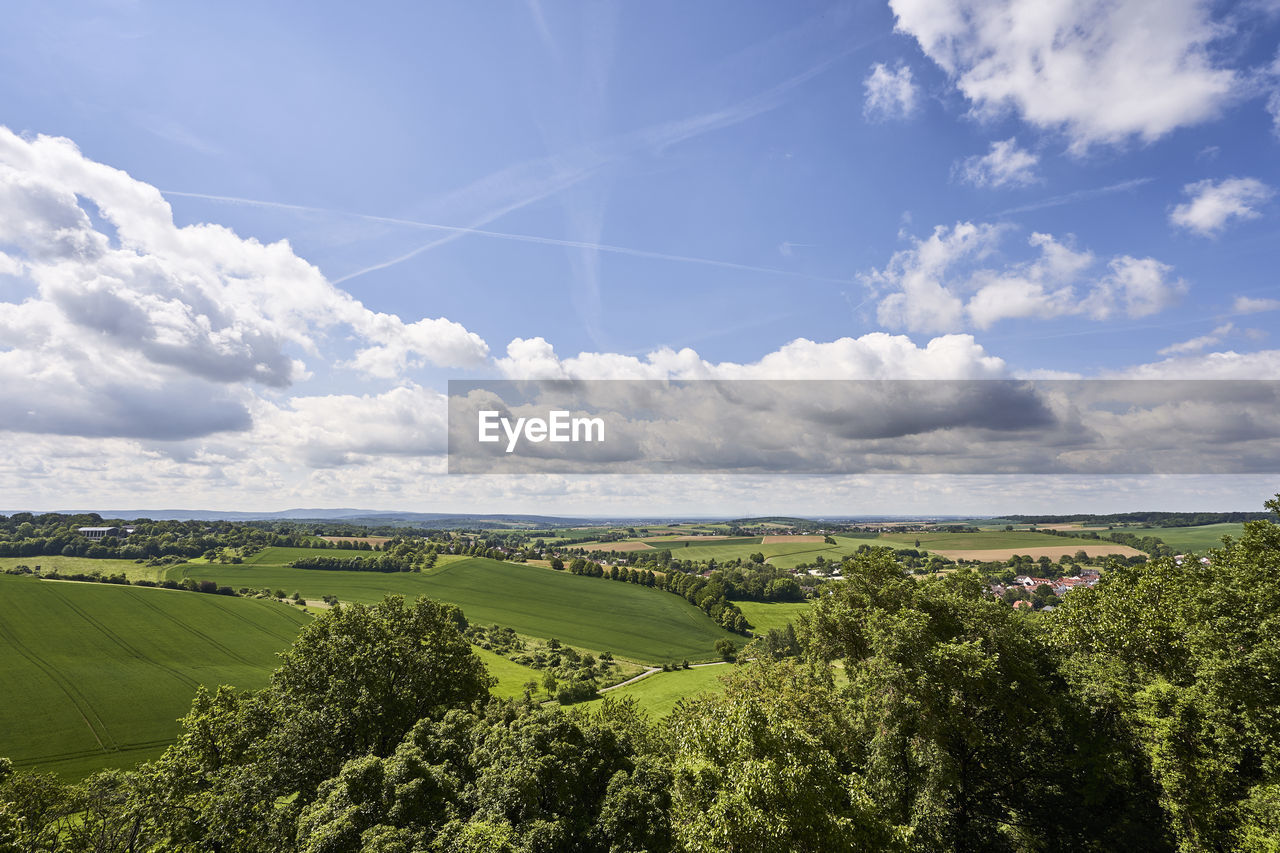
[1001,511,1269,527]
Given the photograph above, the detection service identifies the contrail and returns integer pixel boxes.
[163,43,867,288]
[160,190,852,285]
[993,178,1153,217]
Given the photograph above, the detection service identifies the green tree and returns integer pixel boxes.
[667,661,893,852]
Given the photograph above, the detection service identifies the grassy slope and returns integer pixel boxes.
[876,530,1112,552]
[1114,523,1245,553]
[472,646,541,699]
[0,575,308,778]
[0,556,172,582]
[737,601,811,633]
[605,665,732,718]
[179,553,739,663]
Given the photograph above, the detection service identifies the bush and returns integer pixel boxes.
[555,679,598,705]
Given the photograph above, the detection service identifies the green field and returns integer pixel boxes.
[1113,523,1246,553]
[876,530,1108,552]
[570,533,877,568]
[605,665,732,717]
[0,555,173,582]
[640,537,763,551]
[0,575,309,778]
[737,601,811,633]
[178,553,739,663]
[472,646,541,699]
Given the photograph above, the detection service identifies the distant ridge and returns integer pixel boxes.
[22,509,609,527]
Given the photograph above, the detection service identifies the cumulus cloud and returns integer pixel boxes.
[890,0,1237,150]
[250,384,449,467]
[863,62,919,120]
[861,223,1184,333]
[1169,177,1274,236]
[495,332,1008,381]
[954,138,1039,188]
[1234,295,1280,314]
[0,127,488,440]
[1085,256,1188,320]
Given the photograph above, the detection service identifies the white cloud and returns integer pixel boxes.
[1085,256,1188,319]
[890,0,1237,150]
[1169,177,1274,236]
[864,221,1004,333]
[495,332,1008,380]
[954,138,1039,188]
[1114,348,1280,379]
[863,62,919,120]
[861,223,1183,333]
[250,384,449,467]
[0,127,488,439]
[1157,323,1234,356]
[1233,295,1280,314]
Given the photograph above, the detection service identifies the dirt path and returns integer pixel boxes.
[599,660,732,693]
[600,667,661,692]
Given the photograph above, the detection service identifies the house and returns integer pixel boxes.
[77,526,118,540]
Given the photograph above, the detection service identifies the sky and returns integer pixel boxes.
[1,0,1279,516]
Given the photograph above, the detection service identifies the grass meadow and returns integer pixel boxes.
[1112,523,1245,553]
[177,552,740,664]
[0,574,308,778]
[736,601,811,633]
[605,664,732,718]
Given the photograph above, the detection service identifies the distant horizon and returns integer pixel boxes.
[3,505,1271,523]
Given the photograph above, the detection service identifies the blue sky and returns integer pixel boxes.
[1,0,1279,514]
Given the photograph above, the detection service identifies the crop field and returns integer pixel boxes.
[605,664,732,718]
[737,601,811,633]
[318,535,393,546]
[565,533,879,569]
[0,575,309,779]
[1114,523,1245,553]
[178,555,739,663]
[876,530,1143,560]
[598,542,654,552]
[0,556,171,582]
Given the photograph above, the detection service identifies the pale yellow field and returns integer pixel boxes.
[602,542,655,552]
[761,534,824,544]
[934,543,1143,561]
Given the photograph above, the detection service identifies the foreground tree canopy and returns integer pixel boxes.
[4,498,1280,852]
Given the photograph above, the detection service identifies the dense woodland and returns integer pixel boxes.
[2,498,1278,851]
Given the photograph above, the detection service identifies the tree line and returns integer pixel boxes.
[562,557,751,634]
